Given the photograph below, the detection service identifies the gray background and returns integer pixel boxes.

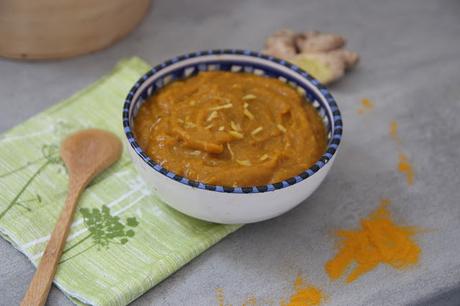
[1,0,460,305]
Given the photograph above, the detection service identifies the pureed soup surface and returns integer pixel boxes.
[134,71,327,187]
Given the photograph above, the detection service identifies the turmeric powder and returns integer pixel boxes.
[325,199,421,283]
[242,296,257,306]
[357,98,374,114]
[389,121,415,186]
[215,275,324,306]
[398,153,415,186]
[215,287,225,306]
[390,120,400,144]
[281,276,324,306]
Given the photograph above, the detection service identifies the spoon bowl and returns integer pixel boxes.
[60,129,122,184]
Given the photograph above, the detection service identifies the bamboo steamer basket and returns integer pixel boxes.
[0,0,150,60]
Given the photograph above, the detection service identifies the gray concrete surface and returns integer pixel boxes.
[1,0,460,305]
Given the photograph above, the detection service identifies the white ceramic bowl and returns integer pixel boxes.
[123,50,343,224]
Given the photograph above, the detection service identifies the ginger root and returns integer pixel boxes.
[262,29,359,84]
[295,31,346,53]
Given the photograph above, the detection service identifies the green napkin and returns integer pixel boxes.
[0,57,241,306]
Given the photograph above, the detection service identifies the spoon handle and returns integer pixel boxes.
[21,179,84,306]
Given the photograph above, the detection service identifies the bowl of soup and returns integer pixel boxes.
[123,49,342,224]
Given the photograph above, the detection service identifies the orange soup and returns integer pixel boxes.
[134,71,327,186]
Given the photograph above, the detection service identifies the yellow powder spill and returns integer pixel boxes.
[398,153,415,186]
[361,98,374,108]
[281,276,323,306]
[357,98,374,114]
[389,120,415,186]
[242,296,257,306]
[215,275,323,306]
[216,288,225,306]
[390,120,400,143]
[325,199,421,283]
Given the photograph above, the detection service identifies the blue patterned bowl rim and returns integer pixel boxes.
[123,49,343,193]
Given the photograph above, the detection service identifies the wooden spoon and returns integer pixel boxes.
[21,129,122,306]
